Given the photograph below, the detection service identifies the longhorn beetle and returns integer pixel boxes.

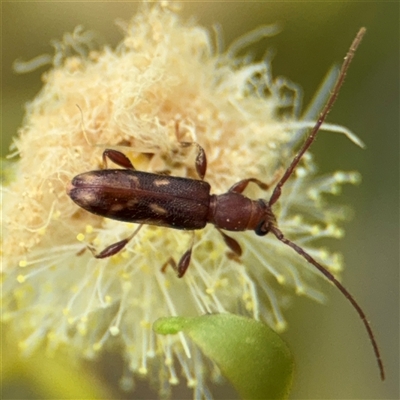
[67,28,385,380]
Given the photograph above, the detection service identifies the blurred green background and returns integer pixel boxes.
[2,2,398,399]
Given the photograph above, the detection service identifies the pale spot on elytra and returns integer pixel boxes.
[154,179,170,187]
[149,203,168,215]
[110,203,125,213]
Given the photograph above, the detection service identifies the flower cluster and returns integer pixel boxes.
[2,3,360,397]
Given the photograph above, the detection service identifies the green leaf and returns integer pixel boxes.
[153,314,293,399]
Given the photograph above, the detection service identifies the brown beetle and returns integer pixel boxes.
[67,28,385,380]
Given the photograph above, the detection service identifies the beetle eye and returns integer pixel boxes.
[255,220,269,236]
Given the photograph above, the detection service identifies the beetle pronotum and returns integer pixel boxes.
[67,28,385,380]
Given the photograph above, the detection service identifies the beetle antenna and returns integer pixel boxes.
[270,225,385,380]
[268,28,385,380]
[269,28,366,206]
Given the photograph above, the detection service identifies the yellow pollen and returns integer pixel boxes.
[19,260,28,267]
[276,321,287,332]
[164,279,171,288]
[93,342,102,351]
[169,377,179,385]
[164,357,173,366]
[140,320,151,329]
[109,326,120,336]
[105,295,112,304]
[296,286,305,295]
[331,185,341,195]
[138,367,148,375]
[77,233,85,242]
[209,250,219,260]
[319,249,329,260]
[121,251,130,259]
[245,301,254,311]
[187,379,197,388]
[311,225,320,235]
[276,275,286,284]
[78,324,87,336]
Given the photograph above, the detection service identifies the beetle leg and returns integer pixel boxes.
[179,142,207,180]
[228,169,283,194]
[89,224,143,258]
[161,249,193,278]
[173,119,207,179]
[217,228,242,257]
[228,178,271,193]
[160,257,175,274]
[102,149,136,170]
[161,233,195,277]
[176,248,193,278]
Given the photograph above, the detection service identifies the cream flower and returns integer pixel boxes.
[2,3,363,397]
